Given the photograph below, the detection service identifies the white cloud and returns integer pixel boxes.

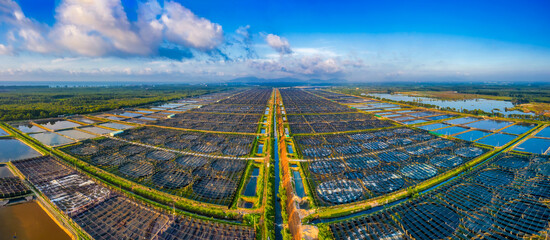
[0,0,225,57]
[0,44,12,55]
[53,0,151,56]
[137,0,164,50]
[161,1,223,50]
[236,25,251,39]
[51,25,112,57]
[248,54,363,78]
[1,0,56,53]
[265,34,292,55]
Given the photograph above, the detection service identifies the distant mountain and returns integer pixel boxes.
[226,77,346,86]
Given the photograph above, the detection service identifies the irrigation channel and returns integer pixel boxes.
[273,97,283,240]
[309,128,534,224]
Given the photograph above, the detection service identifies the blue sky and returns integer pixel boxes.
[0,0,549,82]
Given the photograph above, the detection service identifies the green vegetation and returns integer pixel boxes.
[317,223,333,240]
[0,85,225,121]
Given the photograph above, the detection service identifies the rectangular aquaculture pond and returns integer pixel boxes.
[0,138,42,162]
[29,132,74,146]
[500,123,536,135]
[0,127,7,136]
[287,144,294,154]
[56,129,96,140]
[444,117,479,125]
[403,119,427,125]
[71,118,98,124]
[99,122,134,130]
[465,119,513,131]
[11,123,46,133]
[454,130,490,142]
[257,144,264,154]
[514,138,550,154]
[292,170,306,198]
[535,126,550,138]
[79,126,115,135]
[417,123,449,131]
[432,126,469,136]
[115,112,143,118]
[426,114,455,121]
[37,120,82,131]
[243,167,260,197]
[0,201,72,240]
[476,133,517,147]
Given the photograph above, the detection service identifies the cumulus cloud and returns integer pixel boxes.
[265,33,292,55]
[0,0,56,53]
[0,0,224,57]
[52,0,155,56]
[161,1,223,50]
[249,55,363,78]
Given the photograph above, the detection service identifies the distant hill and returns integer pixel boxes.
[226,77,346,86]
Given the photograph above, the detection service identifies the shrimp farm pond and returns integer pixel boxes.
[0,86,549,240]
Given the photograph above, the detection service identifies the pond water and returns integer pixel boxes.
[71,118,97,124]
[56,129,96,141]
[138,117,157,121]
[12,123,46,133]
[465,119,512,131]
[404,119,427,125]
[445,117,480,125]
[38,120,81,131]
[261,128,266,134]
[292,170,306,198]
[370,93,534,116]
[29,132,74,146]
[0,127,8,136]
[455,130,490,141]
[99,122,134,130]
[433,126,469,136]
[0,201,72,240]
[426,114,455,121]
[392,116,415,121]
[0,165,15,177]
[105,116,125,121]
[287,144,294,154]
[477,133,517,147]
[417,123,449,131]
[79,126,114,135]
[535,127,550,138]
[243,167,259,197]
[501,124,536,135]
[514,138,550,154]
[0,139,42,162]
[116,112,142,118]
[135,110,155,114]
[257,144,264,154]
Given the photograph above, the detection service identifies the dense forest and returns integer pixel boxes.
[0,85,225,121]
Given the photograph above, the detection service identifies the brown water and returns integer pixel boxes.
[0,201,72,240]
